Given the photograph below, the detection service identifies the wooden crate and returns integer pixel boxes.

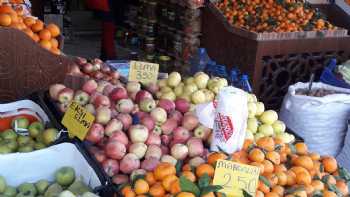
[201,3,350,109]
[0,27,73,102]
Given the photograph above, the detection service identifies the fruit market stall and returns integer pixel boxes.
[201,0,350,109]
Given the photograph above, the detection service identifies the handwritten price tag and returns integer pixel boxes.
[213,160,260,197]
[128,61,159,85]
[62,101,95,140]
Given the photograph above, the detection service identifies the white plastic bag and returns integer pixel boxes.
[279,82,350,156]
[337,122,350,172]
[210,87,248,154]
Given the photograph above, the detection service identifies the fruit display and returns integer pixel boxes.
[68,57,121,85]
[214,0,337,33]
[0,166,100,197]
[245,94,295,143]
[156,71,228,104]
[0,3,61,55]
[49,78,212,180]
[0,117,59,154]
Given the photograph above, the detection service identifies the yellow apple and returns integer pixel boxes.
[248,102,257,118]
[167,72,182,87]
[256,102,265,116]
[259,110,278,125]
[258,124,274,136]
[247,118,259,133]
[272,120,286,134]
[191,90,206,104]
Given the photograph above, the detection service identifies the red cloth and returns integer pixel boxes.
[86,0,110,12]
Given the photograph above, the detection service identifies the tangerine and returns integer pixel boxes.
[265,192,279,197]
[31,20,44,32]
[248,148,265,163]
[145,172,156,186]
[39,29,51,40]
[162,175,178,192]
[256,137,275,151]
[0,13,11,26]
[275,171,287,186]
[262,160,274,174]
[266,151,280,165]
[154,162,176,181]
[170,179,181,194]
[149,182,165,197]
[46,23,60,37]
[286,170,296,186]
[50,38,59,48]
[293,156,314,170]
[322,156,338,173]
[23,17,35,27]
[295,171,311,185]
[39,40,52,50]
[271,185,284,196]
[336,180,349,195]
[134,179,149,195]
[177,192,196,197]
[182,171,196,182]
[295,142,308,155]
[196,164,215,178]
[323,190,337,197]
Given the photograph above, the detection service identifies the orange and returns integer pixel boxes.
[23,17,36,27]
[15,6,23,16]
[154,162,176,181]
[149,182,165,197]
[182,171,196,182]
[134,179,149,195]
[39,40,52,50]
[271,185,284,196]
[309,152,320,161]
[170,179,181,194]
[182,164,192,172]
[23,28,34,38]
[31,20,44,32]
[201,192,215,197]
[9,12,18,24]
[293,156,314,170]
[265,192,279,197]
[256,137,275,151]
[258,180,270,194]
[295,142,308,155]
[275,172,287,186]
[336,180,349,195]
[0,13,11,26]
[250,162,265,174]
[196,164,215,178]
[295,171,311,185]
[145,172,156,186]
[290,166,309,175]
[51,47,61,55]
[39,29,51,41]
[9,22,21,29]
[162,175,178,192]
[50,38,58,48]
[323,190,337,197]
[0,5,14,14]
[177,192,195,197]
[274,164,287,173]
[122,186,136,197]
[248,148,265,163]
[322,156,338,173]
[232,150,249,164]
[286,170,296,186]
[266,151,280,165]
[262,160,274,174]
[46,23,60,37]
[32,33,39,42]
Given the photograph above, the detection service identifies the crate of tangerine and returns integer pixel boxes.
[201,0,350,109]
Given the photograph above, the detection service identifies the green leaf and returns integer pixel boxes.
[339,167,350,181]
[201,185,223,196]
[247,144,255,153]
[320,163,325,173]
[285,186,305,195]
[259,176,271,188]
[327,184,343,196]
[274,144,283,152]
[218,192,227,197]
[321,175,330,184]
[180,176,200,196]
[311,190,323,197]
[242,190,253,197]
[176,160,184,176]
[198,173,210,189]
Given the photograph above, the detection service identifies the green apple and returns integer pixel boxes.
[184,84,198,95]
[179,94,191,102]
[67,179,91,195]
[42,128,58,145]
[55,167,75,187]
[259,110,278,125]
[217,78,228,87]
[255,102,265,116]
[167,72,181,87]
[174,85,184,97]
[275,133,295,144]
[3,139,18,151]
[0,129,17,140]
[202,89,215,102]
[0,145,12,154]
[191,90,206,104]
[82,192,99,197]
[11,117,29,131]
[0,175,7,193]
[160,91,176,101]
[34,142,46,150]
[194,72,210,89]
[247,118,259,133]
[272,120,286,134]
[58,190,76,197]
[185,77,194,85]
[258,124,274,136]
[3,186,17,197]
[18,145,33,153]
[28,122,44,138]
[44,183,62,197]
[247,102,257,118]
[18,183,37,196]
[17,136,30,147]
[160,86,172,94]
[35,180,50,195]
[245,130,254,140]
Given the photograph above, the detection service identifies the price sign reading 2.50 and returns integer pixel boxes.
[213,160,260,197]
[128,61,159,85]
[62,101,95,140]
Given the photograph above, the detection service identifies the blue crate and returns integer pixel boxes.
[320,59,350,89]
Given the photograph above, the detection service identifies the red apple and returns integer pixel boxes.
[136,111,148,120]
[105,118,123,136]
[85,104,96,115]
[58,103,69,112]
[129,124,149,143]
[75,56,87,65]
[175,98,190,113]
[168,110,183,124]
[158,99,176,113]
[94,95,111,108]
[103,84,116,96]
[86,123,104,144]
[57,88,74,104]
[161,118,178,135]
[120,153,140,174]
[161,135,172,146]
[68,64,84,76]
[135,90,153,104]
[110,70,120,80]
[173,127,191,143]
[112,174,129,185]
[96,106,112,125]
[126,81,141,93]
[146,82,159,94]
[73,90,90,106]
[93,149,106,163]
[101,64,111,73]
[109,87,128,102]
[82,63,94,73]
[102,159,119,177]
[93,71,104,79]
[49,84,66,100]
[141,116,155,131]
[187,137,204,157]
[109,131,129,145]
[116,113,132,130]
[116,99,134,113]
[82,79,98,94]
[182,114,199,131]
[146,133,161,146]
[105,140,126,160]
[96,81,110,93]
[141,157,160,171]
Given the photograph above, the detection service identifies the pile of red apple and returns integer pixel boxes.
[49,77,212,183]
[67,57,121,85]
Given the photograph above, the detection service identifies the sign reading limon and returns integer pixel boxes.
[128,61,159,85]
[213,159,260,197]
[62,101,95,140]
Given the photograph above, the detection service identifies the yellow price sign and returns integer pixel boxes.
[128,61,159,85]
[62,101,95,140]
[213,160,260,197]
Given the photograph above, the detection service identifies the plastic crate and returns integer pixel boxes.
[320,59,350,89]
